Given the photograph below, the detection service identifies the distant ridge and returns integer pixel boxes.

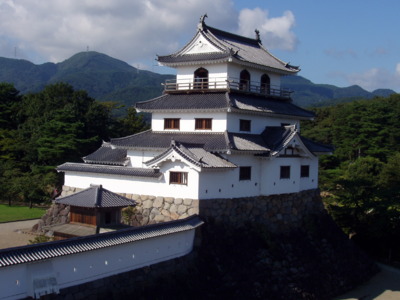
[0,52,396,108]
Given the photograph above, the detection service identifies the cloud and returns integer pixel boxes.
[324,48,357,59]
[345,65,400,92]
[237,8,297,51]
[0,0,237,67]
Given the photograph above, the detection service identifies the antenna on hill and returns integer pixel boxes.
[87,46,89,52]
[14,47,17,59]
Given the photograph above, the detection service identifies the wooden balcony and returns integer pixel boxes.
[163,77,293,99]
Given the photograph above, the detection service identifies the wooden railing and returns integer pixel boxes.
[163,77,292,98]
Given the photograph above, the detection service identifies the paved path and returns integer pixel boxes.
[0,219,39,249]
[335,264,400,300]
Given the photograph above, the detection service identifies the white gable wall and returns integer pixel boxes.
[127,150,163,168]
[182,34,223,55]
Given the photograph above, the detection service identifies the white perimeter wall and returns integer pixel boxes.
[152,112,227,132]
[0,230,196,300]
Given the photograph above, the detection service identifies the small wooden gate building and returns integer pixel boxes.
[52,185,136,239]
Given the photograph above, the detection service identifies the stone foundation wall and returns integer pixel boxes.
[56,186,323,232]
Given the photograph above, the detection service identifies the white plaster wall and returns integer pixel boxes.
[226,112,299,134]
[152,112,227,132]
[176,64,229,90]
[227,63,281,87]
[198,154,261,199]
[63,162,199,199]
[0,230,195,300]
[260,156,319,196]
[299,157,319,191]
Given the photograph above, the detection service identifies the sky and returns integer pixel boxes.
[0,0,399,92]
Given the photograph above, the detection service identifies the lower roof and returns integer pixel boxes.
[135,91,315,120]
[57,162,162,179]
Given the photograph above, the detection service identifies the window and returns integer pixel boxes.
[301,165,310,178]
[194,68,208,89]
[280,166,290,179]
[195,118,212,130]
[239,166,251,181]
[239,70,251,91]
[260,74,270,94]
[284,147,295,156]
[169,171,188,185]
[164,118,180,130]
[240,119,251,132]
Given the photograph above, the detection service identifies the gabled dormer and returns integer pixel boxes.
[157,14,299,99]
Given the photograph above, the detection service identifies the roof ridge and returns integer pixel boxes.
[204,24,259,46]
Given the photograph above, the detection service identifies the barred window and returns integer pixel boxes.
[301,165,310,178]
[164,118,180,130]
[280,166,290,179]
[195,118,212,130]
[240,119,251,132]
[169,171,188,185]
[239,166,251,181]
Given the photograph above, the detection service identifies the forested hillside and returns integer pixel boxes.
[302,94,400,261]
[0,52,172,108]
[0,82,147,207]
[1,52,396,109]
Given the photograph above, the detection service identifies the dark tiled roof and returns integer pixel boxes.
[135,92,229,112]
[110,130,230,152]
[83,142,129,166]
[157,20,299,74]
[57,162,162,179]
[55,185,136,208]
[227,132,270,152]
[145,141,237,169]
[229,93,315,119]
[261,126,297,153]
[158,52,231,64]
[301,136,334,154]
[0,215,204,268]
[135,91,314,119]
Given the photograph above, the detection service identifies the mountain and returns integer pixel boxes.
[0,52,397,108]
[0,52,173,107]
[282,75,396,107]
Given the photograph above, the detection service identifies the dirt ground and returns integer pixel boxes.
[0,219,39,249]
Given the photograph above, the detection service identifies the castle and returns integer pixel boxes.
[57,15,332,208]
[2,17,379,300]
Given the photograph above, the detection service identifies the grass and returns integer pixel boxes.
[0,204,46,223]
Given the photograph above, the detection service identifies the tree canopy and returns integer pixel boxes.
[302,94,400,261]
[0,82,147,206]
